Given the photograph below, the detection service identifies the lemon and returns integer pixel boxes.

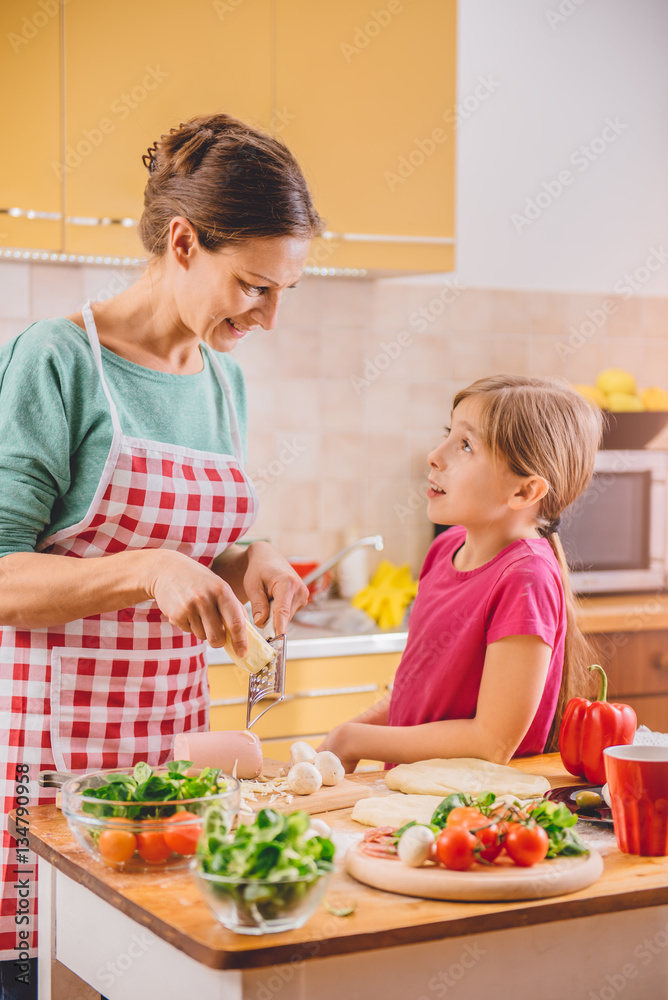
[596,368,637,396]
[606,392,644,412]
[573,384,609,409]
[641,386,668,411]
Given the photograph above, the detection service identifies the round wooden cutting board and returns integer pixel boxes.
[345,845,604,901]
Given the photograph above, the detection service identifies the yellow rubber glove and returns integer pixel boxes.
[352,560,418,629]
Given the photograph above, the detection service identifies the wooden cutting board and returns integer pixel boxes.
[240,760,374,816]
[345,844,604,901]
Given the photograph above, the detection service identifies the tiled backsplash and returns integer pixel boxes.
[1,259,667,574]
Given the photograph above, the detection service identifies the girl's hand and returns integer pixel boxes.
[317,724,360,774]
[143,549,250,655]
[243,541,309,634]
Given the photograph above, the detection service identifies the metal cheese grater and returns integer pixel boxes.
[246,620,287,730]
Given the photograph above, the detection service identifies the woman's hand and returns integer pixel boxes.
[143,549,250,655]
[242,541,309,634]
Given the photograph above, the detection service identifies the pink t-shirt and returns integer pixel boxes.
[386,526,566,761]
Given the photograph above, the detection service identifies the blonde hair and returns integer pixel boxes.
[453,375,604,749]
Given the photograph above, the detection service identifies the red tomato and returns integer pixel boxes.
[98,828,137,865]
[163,812,203,856]
[446,807,486,828]
[136,830,172,864]
[505,824,549,867]
[435,826,477,871]
[473,821,503,863]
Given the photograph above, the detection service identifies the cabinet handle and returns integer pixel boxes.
[651,652,668,673]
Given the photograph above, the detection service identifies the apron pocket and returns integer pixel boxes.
[49,644,209,772]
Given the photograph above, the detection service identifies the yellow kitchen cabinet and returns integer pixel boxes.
[587,629,668,731]
[62,0,273,257]
[208,651,401,766]
[275,0,457,272]
[0,1,62,251]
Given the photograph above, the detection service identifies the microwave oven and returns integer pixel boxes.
[560,450,668,595]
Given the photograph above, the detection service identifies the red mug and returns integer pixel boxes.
[603,745,668,856]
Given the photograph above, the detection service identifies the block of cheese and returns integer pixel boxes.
[173,730,263,779]
[224,618,277,674]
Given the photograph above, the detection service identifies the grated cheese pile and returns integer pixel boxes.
[239,772,294,812]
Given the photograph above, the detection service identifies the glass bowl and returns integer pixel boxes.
[61,768,240,873]
[191,861,331,934]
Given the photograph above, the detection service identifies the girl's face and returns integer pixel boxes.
[168,227,311,351]
[426,396,522,528]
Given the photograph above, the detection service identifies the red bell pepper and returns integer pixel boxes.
[559,664,637,785]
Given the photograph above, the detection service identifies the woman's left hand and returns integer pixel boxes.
[243,541,309,634]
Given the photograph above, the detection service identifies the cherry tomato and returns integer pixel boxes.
[136,830,172,864]
[163,811,203,856]
[473,821,503,863]
[98,828,137,865]
[446,807,487,828]
[435,826,477,871]
[505,823,549,867]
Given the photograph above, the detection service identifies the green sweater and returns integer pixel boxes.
[0,318,249,556]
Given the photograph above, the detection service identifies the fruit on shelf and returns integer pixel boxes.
[642,386,668,410]
[573,370,668,413]
[605,392,644,412]
[596,368,637,396]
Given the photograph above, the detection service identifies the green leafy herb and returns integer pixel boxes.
[80,761,227,821]
[523,799,589,858]
[324,901,357,917]
[197,807,336,923]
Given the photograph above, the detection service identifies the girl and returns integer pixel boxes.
[319,375,603,771]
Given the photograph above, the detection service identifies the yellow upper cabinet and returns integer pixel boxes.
[0,1,62,251]
[4,0,456,271]
[62,0,273,257]
[275,0,456,272]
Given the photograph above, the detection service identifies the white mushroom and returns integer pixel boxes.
[289,741,317,766]
[287,761,323,795]
[397,825,435,868]
[314,750,345,786]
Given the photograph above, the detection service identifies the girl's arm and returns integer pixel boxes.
[320,634,552,771]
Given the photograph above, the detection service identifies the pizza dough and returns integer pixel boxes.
[351,793,445,828]
[385,758,550,799]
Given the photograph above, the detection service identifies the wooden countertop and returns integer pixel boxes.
[18,754,668,971]
[577,593,668,633]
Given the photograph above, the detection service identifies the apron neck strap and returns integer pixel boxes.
[81,302,246,466]
[81,301,123,435]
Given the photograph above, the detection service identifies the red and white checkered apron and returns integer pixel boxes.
[0,302,258,959]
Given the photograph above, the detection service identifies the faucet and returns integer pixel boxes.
[300,535,384,587]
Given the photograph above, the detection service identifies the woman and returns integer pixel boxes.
[0,113,322,995]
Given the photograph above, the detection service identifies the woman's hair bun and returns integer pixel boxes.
[139,113,323,257]
[143,121,217,178]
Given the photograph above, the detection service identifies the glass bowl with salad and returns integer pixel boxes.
[192,807,336,934]
[61,760,240,873]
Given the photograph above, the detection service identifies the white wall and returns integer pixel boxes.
[454,0,668,294]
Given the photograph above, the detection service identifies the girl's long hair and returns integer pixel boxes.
[453,375,604,750]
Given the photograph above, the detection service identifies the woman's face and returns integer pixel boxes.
[169,224,311,351]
